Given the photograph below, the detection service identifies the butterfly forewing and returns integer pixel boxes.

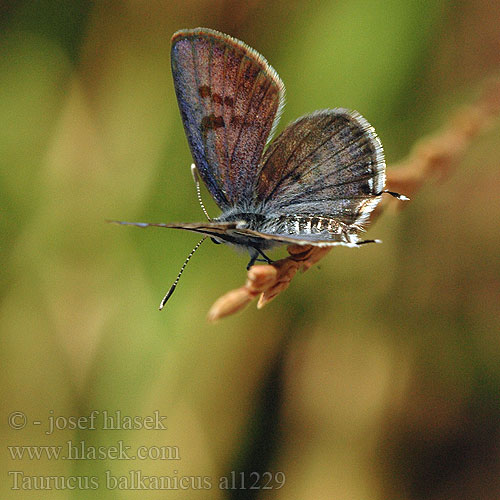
[255,109,385,225]
[109,220,352,248]
[171,28,285,209]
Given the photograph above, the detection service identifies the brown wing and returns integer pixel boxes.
[255,109,386,226]
[171,28,285,208]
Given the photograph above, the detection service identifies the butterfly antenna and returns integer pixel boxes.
[381,190,410,201]
[159,236,207,310]
[191,163,212,220]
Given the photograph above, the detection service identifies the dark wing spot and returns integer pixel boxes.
[230,115,253,128]
[212,94,223,105]
[224,96,234,107]
[199,85,211,98]
[201,114,225,135]
[213,116,224,128]
[230,115,241,126]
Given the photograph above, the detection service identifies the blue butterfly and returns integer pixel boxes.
[111,28,407,308]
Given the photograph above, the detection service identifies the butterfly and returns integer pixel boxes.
[110,28,407,309]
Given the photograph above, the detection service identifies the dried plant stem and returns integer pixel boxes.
[385,76,500,199]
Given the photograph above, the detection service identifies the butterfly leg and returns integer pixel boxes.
[246,249,274,269]
[256,249,274,264]
[246,252,258,270]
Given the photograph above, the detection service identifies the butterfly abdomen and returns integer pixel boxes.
[219,211,357,244]
[278,214,340,234]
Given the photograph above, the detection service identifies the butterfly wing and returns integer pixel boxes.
[171,28,285,209]
[108,220,366,248]
[230,228,372,247]
[108,220,240,239]
[255,109,385,226]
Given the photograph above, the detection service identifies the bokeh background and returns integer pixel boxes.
[1,1,500,498]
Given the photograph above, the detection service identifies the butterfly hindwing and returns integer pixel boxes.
[171,28,285,209]
[255,109,385,225]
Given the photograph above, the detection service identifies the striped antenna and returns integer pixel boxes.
[382,190,410,201]
[191,163,212,220]
[159,236,207,310]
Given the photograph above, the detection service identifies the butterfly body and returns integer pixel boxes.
[213,209,362,249]
[111,28,407,306]
[119,28,391,254]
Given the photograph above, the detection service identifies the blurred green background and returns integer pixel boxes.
[1,0,500,498]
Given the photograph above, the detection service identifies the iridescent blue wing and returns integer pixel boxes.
[255,109,385,226]
[171,28,285,209]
